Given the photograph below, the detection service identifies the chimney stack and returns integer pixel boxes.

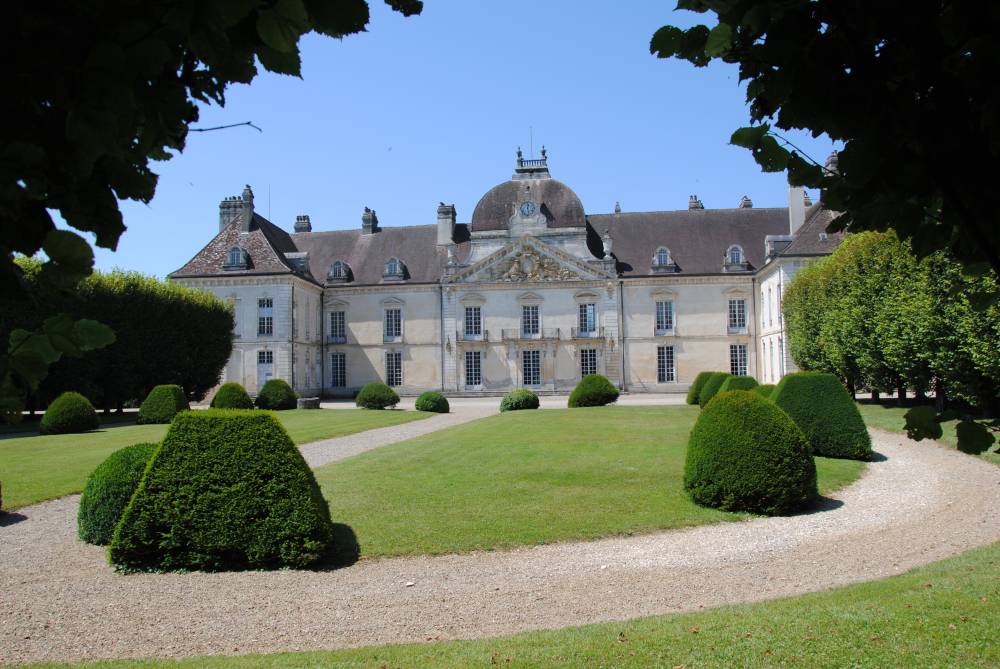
[788,183,806,235]
[688,195,704,210]
[738,195,753,208]
[218,196,242,232]
[294,215,312,233]
[436,202,456,245]
[362,207,379,234]
[240,185,254,232]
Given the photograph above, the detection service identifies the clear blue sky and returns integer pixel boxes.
[96,1,837,278]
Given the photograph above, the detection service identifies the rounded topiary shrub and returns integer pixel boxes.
[568,374,620,408]
[40,391,99,435]
[719,375,759,393]
[77,442,158,545]
[684,390,818,515]
[500,388,540,412]
[753,384,776,399]
[771,371,873,461]
[697,372,731,407]
[109,410,334,571]
[415,391,449,413]
[137,385,189,424]
[255,378,298,410]
[210,382,254,410]
[355,382,400,410]
[687,372,714,405]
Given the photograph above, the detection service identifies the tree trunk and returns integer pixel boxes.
[934,378,946,412]
[871,389,880,402]
[896,380,907,407]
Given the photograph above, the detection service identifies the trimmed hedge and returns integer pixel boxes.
[255,378,298,410]
[697,372,731,407]
[686,372,714,405]
[415,391,449,413]
[109,411,334,571]
[772,371,873,461]
[137,385,189,424]
[684,390,818,515]
[500,388,540,412]
[210,382,254,410]
[568,374,619,408]
[77,442,158,545]
[719,376,759,393]
[355,382,400,410]
[753,384,776,399]
[40,391,99,435]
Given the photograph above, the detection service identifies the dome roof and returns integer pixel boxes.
[470,176,586,232]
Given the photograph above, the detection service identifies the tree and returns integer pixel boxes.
[651,1,1000,280]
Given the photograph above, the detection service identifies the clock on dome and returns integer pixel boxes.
[519,200,537,217]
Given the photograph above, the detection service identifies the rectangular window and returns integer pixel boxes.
[657,346,675,383]
[384,308,402,340]
[522,349,541,386]
[730,344,748,376]
[578,303,597,334]
[257,297,273,336]
[521,305,539,336]
[385,351,402,387]
[257,350,273,365]
[655,300,674,333]
[329,311,345,340]
[464,306,482,337]
[330,352,346,388]
[580,348,598,377]
[465,350,482,387]
[728,299,747,331]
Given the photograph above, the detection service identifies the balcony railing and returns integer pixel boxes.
[502,328,560,341]
[327,334,347,344]
[727,324,748,335]
[570,326,604,339]
[457,329,489,342]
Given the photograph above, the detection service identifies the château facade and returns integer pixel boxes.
[170,150,842,397]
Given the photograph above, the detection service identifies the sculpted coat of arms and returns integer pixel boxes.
[495,249,576,282]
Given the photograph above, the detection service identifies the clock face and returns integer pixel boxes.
[519,200,537,217]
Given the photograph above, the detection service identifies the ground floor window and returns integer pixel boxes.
[730,343,748,376]
[657,345,675,383]
[331,352,346,387]
[465,350,482,387]
[580,348,597,376]
[522,349,541,386]
[385,351,402,387]
[257,350,273,365]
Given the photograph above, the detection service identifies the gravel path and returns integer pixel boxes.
[3,429,999,666]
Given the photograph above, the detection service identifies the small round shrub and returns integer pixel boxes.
[568,374,619,408]
[255,378,298,410]
[771,372,873,460]
[698,372,731,407]
[415,391,449,413]
[687,372,714,405]
[753,384,776,399]
[719,375,759,393]
[500,388,540,412]
[40,391,99,435]
[137,385,189,424]
[210,382,254,410]
[77,442,158,545]
[355,382,400,410]
[684,390,817,515]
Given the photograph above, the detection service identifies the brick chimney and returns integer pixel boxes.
[218,196,242,232]
[437,202,456,245]
[240,185,254,232]
[688,195,704,210]
[362,207,379,234]
[294,215,312,233]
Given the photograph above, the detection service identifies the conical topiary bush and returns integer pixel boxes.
[137,385,189,424]
[771,371,873,460]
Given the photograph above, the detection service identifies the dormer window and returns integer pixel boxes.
[327,260,351,283]
[728,245,744,265]
[655,247,671,266]
[223,246,248,270]
[652,246,678,273]
[383,257,405,280]
[724,245,749,272]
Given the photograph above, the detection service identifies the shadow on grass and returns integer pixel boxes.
[316,522,360,570]
[956,420,997,455]
[0,511,28,527]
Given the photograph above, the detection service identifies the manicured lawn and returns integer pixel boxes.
[0,409,429,510]
[857,402,1000,466]
[25,539,1000,668]
[315,406,866,558]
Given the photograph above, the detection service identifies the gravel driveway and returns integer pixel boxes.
[2,429,999,665]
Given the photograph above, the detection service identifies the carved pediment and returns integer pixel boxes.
[445,237,615,284]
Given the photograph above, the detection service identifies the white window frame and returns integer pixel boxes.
[522,349,541,386]
[330,352,346,388]
[728,245,744,265]
[730,344,748,376]
[465,350,482,388]
[578,303,597,335]
[257,297,274,336]
[383,308,402,341]
[657,345,675,383]
[464,306,482,338]
[329,311,346,341]
[580,348,598,377]
[257,350,273,365]
[521,304,540,337]
[655,247,671,266]
[655,300,674,334]
[728,298,747,333]
[385,350,402,387]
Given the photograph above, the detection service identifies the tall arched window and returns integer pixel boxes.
[655,247,671,266]
[727,245,744,265]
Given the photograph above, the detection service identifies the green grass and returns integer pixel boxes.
[24,538,1000,668]
[857,402,1000,466]
[316,406,865,558]
[0,409,429,510]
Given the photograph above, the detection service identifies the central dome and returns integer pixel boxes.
[470,155,586,232]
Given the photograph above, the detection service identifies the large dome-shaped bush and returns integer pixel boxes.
[568,374,619,408]
[78,442,158,545]
[684,390,817,515]
[771,372,873,460]
[415,391,449,413]
[719,375,759,393]
[255,378,298,410]
[137,385,189,424]
[355,382,400,410]
[500,388,539,412]
[40,392,99,435]
[210,382,254,409]
[686,372,714,405]
[697,372,731,407]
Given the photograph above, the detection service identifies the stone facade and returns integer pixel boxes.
[171,151,842,397]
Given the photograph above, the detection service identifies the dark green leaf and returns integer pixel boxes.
[650,26,684,57]
[72,319,117,351]
[705,23,733,57]
[729,124,770,149]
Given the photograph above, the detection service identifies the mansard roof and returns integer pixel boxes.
[588,207,789,276]
[171,212,306,280]
[779,203,845,256]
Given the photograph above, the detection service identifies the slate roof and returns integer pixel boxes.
[471,178,586,232]
[588,207,790,277]
[171,213,304,279]
[780,203,845,256]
